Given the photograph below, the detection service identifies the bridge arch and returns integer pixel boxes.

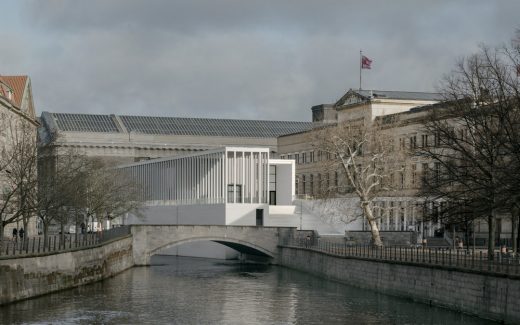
[130,225,296,265]
[148,236,274,258]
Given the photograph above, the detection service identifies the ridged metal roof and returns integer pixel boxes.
[47,112,313,138]
[52,113,120,133]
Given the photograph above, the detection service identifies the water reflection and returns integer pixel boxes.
[0,255,496,324]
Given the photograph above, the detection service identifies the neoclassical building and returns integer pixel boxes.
[38,111,313,166]
[277,88,512,245]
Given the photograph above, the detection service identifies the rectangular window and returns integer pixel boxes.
[422,163,429,185]
[400,166,405,189]
[409,136,417,149]
[227,184,242,203]
[422,134,428,147]
[227,184,234,203]
[434,162,441,184]
[411,164,417,187]
[434,133,441,147]
[269,165,276,191]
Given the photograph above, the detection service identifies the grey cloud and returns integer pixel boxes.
[6,0,520,121]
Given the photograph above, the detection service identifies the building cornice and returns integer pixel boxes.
[0,95,39,126]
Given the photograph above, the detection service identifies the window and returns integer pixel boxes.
[227,184,234,203]
[227,184,242,203]
[434,162,441,184]
[411,164,417,187]
[325,173,330,192]
[434,133,441,147]
[421,134,428,147]
[409,136,417,149]
[400,166,405,189]
[309,175,314,195]
[302,175,306,194]
[269,165,276,191]
[310,151,315,163]
[295,153,300,164]
[422,163,429,185]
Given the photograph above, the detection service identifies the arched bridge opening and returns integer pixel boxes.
[130,225,296,265]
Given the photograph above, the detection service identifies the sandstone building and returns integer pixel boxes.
[0,75,39,237]
[38,111,313,166]
[277,88,512,245]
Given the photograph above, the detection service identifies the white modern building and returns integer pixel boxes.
[116,147,295,258]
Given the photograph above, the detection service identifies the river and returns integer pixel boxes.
[0,255,495,324]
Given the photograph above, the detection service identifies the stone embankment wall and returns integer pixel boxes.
[0,236,133,305]
[279,246,520,324]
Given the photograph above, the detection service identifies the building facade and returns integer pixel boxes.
[38,111,313,166]
[0,75,39,237]
[278,88,513,245]
[116,146,295,259]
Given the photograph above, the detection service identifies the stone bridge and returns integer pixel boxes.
[130,225,296,265]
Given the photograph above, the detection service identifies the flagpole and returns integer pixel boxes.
[359,50,362,90]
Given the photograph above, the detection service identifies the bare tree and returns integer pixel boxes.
[312,122,405,246]
[79,159,142,233]
[36,148,91,247]
[0,115,37,245]
[421,41,520,259]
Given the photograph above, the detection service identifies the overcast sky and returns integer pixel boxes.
[2,0,519,121]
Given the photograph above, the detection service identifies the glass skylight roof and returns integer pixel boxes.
[53,113,119,133]
[47,112,312,138]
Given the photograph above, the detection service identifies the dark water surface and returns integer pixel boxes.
[0,255,496,324]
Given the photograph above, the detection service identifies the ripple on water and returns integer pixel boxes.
[0,255,499,325]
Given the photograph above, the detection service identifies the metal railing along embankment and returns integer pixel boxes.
[282,237,520,277]
[0,226,131,258]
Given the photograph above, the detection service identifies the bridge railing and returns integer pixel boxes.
[282,237,520,277]
[0,226,131,258]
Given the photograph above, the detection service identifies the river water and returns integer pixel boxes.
[0,255,495,325]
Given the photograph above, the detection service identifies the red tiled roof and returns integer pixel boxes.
[2,75,28,107]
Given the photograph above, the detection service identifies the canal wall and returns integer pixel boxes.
[0,236,133,305]
[279,246,520,324]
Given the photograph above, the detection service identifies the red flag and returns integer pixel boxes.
[361,55,372,69]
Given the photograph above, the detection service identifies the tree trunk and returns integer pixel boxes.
[361,201,383,247]
[487,215,496,261]
[43,222,49,250]
[0,221,4,252]
[464,219,470,250]
[22,215,29,239]
[511,214,518,255]
[60,222,65,249]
